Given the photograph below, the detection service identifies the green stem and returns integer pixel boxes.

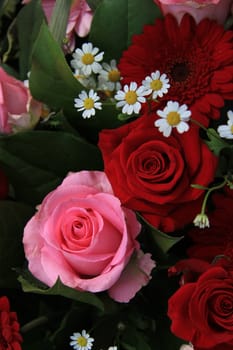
[190,117,208,132]
[200,178,228,215]
[20,316,49,333]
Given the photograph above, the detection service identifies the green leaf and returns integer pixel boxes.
[89,0,161,61]
[0,201,34,287]
[139,215,183,254]
[16,0,45,79]
[0,130,103,205]
[0,0,18,18]
[206,128,229,156]
[49,0,71,46]
[18,275,104,311]
[121,326,152,350]
[30,21,82,112]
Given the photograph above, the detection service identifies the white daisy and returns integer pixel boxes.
[71,42,104,76]
[114,82,147,115]
[98,59,121,91]
[142,70,170,99]
[70,330,94,350]
[217,110,233,139]
[74,89,102,119]
[155,101,191,137]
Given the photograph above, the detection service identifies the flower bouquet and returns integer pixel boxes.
[0,0,233,349]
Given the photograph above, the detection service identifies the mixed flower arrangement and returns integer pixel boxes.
[0,0,232,349]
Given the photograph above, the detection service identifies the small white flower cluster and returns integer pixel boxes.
[72,42,192,137]
[72,42,121,119]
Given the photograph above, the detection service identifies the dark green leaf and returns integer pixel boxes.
[139,215,183,254]
[121,326,152,350]
[89,0,161,61]
[16,0,45,79]
[18,275,104,311]
[0,0,18,18]
[0,130,103,205]
[0,201,34,287]
[30,21,82,112]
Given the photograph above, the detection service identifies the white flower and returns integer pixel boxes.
[108,347,117,350]
[217,110,233,139]
[155,101,191,137]
[180,344,194,350]
[74,89,102,119]
[70,330,94,350]
[142,70,170,99]
[98,59,121,91]
[114,82,147,115]
[71,42,104,76]
[73,70,97,89]
[193,213,210,229]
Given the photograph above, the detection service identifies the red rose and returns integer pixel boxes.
[0,296,23,350]
[98,113,218,232]
[168,265,233,349]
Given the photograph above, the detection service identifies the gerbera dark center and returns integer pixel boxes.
[170,62,190,82]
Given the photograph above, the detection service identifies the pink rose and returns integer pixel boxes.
[153,0,233,24]
[23,171,155,302]
[22,0,93,51]
[0,67,41,133]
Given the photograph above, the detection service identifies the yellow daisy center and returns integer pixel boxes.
[84,98,94,110]
[231,125,233,134]
[167,111,181,126]
[77,336,87,347]
[125,91,137,105]
[150,79,163,91]
[108,69,120,82]
[82,53,94,65]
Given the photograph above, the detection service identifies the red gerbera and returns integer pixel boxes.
[0,296,22,350]
[118,14,233,126]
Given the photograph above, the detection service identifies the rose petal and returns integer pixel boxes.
[108,250,155,302]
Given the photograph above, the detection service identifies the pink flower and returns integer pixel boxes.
[0,67,41,134]
[23,171,155,302]
[153,0,233,24]
[22,0,93,50]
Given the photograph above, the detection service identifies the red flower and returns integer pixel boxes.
[118,14,233,126]
[168,265,233,349]
[98,112,218,232]
[0,296,22,350]
[187,192,233,262]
